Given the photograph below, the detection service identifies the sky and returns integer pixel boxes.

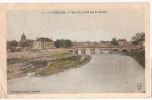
[7,9,145,42]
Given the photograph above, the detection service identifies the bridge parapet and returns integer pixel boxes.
[71,44,142,49]
[68,44,143,54]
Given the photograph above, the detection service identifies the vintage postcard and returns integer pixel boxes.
[0,3,150,98]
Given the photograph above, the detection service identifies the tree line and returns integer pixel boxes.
[54,39,72,48]
[111,32,145,46]
[7,32,145,50]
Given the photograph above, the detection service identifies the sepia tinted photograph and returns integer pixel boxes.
[0,3,149,97]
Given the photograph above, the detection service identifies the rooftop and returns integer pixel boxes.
[118,39,127,41]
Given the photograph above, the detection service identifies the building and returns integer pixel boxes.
[33,37,55,50]
[72,41,100,48]
[19,33,34,51]
[21,33,27,42]
[72,41,88,47]
[100,41,111,47]
[117,39,128,45]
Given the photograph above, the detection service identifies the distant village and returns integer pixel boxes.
[7,32,146,80]
[7,32,145,52]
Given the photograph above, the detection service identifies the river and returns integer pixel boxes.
[7,54,145,94]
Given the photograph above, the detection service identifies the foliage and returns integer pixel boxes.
[111,38,118,46]
[7,40,19,52]
[9,40,18,47]
[58,55,81,61]
[38,56,81,75]
[54,39,72,48]
[131,32,145,45]
[51,53,67,59]
[131,41,139,45]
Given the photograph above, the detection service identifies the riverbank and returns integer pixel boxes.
[7,49,91,79]
[126,49,145,67]
[36,54,91,76]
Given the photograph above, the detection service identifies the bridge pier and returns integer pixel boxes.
[109,50,112,53]
[100,49,103,54]
[90,49,95,54]
[81,49,86,55]
[74,49,79,54]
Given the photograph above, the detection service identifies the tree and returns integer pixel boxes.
[131,32,145,45]
[54,39,72,48]
[132,32,145,41]
[10,40,18,47]
[131,41,139,45]
[54,40,61,48]
[64,40,72,48]
[8,40,18,52]
[111,38,118,46]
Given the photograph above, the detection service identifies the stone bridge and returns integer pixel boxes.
[68,45,143,55]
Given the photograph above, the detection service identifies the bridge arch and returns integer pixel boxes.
[68,49,74,53]
[111,49,119,53]
[95,49,100,54]
[90,48,95,54]
[121,49,128,53]
[80,49,86,55]
[68,45,138,55]
[85,48,91,55]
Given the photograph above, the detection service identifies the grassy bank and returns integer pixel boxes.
[127,50,145,67]
[7,51,91,79]
[37,54,91,76]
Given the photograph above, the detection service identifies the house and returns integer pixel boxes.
[117,39,128,45]
[100,41,111,47]
[33,37,55,50]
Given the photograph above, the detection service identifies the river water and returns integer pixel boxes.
[8,54,145,93]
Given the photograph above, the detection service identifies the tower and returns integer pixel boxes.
[21,32,27,41]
